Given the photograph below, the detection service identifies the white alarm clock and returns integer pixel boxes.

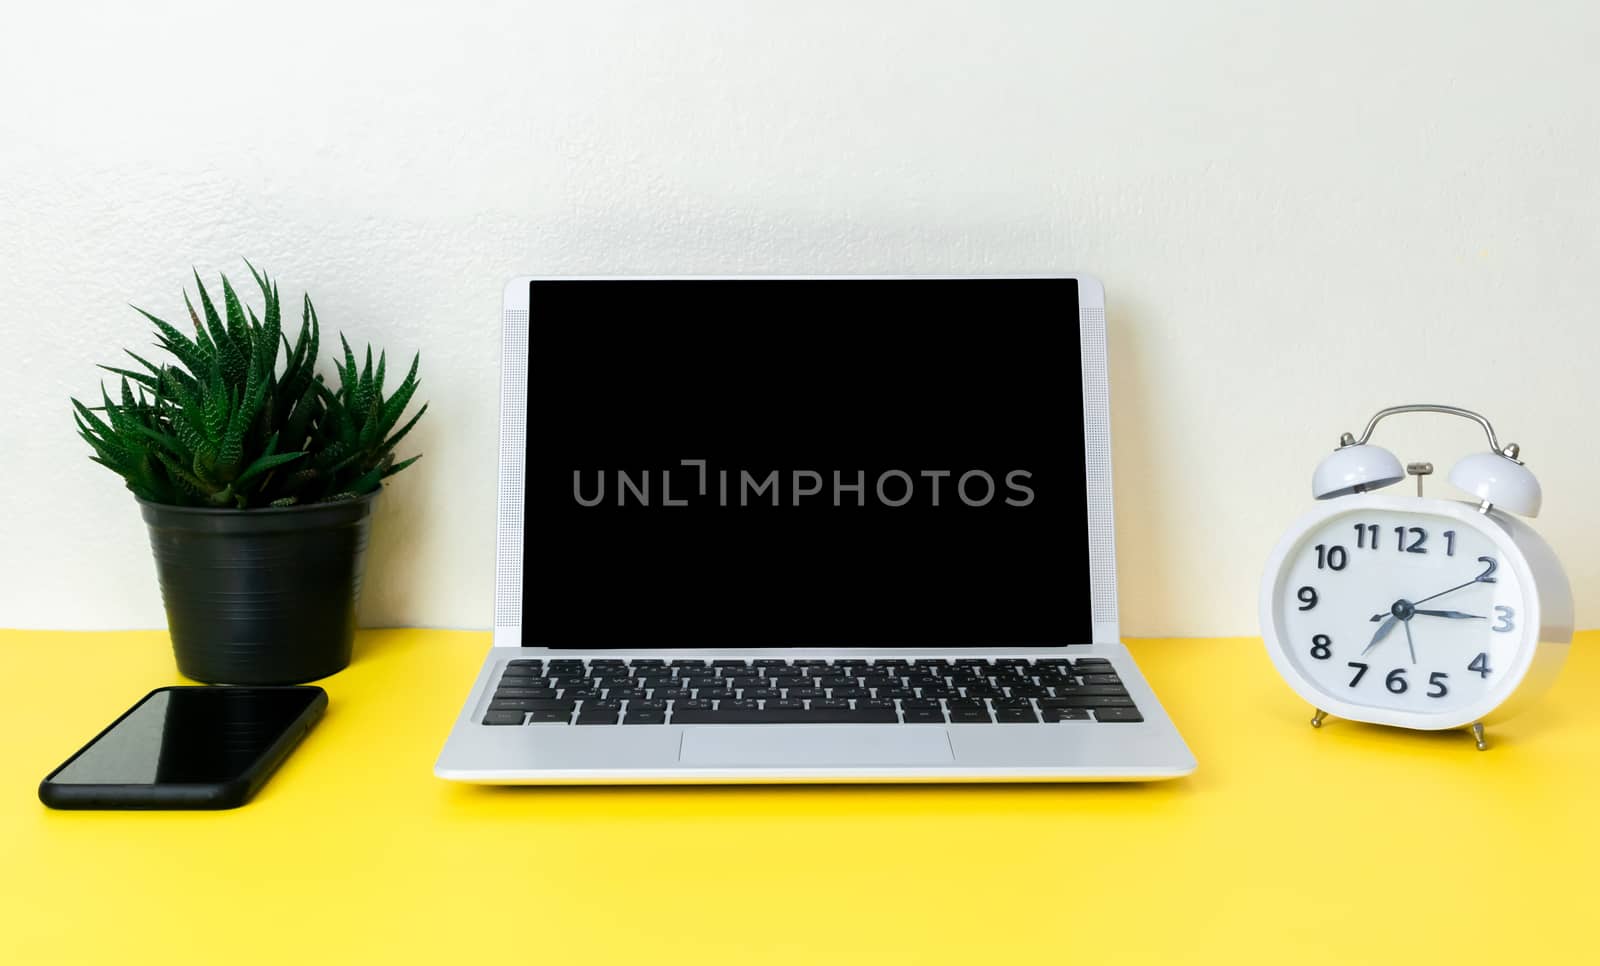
[1260,405,1573,749]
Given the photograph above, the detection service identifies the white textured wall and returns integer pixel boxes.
[3,1,1597,636]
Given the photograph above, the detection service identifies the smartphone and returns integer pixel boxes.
[39,686,326,810]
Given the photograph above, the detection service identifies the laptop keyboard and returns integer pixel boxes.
[480,657,1143,726]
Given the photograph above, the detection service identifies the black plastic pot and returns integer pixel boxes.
[138,494,376,685]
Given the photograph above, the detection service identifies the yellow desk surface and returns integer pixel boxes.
[3,629,1596,965]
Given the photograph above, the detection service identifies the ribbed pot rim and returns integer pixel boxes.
[135,491,379,516]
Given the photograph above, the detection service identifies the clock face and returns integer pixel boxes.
[1272,507,1528,716]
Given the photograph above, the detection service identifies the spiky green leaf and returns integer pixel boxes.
[235,449,306,488]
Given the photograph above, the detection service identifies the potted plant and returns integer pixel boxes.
[72,262,426,684]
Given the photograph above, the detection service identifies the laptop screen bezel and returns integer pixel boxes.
[491,275,1120,649]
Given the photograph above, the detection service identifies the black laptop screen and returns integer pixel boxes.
[523,278,1091,647]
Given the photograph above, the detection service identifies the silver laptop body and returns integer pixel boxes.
[435,275,1196,783]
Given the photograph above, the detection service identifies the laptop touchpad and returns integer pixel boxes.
[679,727,955,766]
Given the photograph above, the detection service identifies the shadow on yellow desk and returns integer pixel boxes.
[3,628,1595,965]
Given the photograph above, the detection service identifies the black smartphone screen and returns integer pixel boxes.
[41,686,325,808]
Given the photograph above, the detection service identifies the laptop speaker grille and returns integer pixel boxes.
[1080,307,1119,629]
[494,308,529,629]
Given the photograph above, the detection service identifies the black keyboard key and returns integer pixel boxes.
[721,699,761,711]
[825,707,902,723]
[964,685,1004,699]
[1042,708,1092,722]
[1073,658,1112,668]
[1081,674,1122,686]
[528,709,572,722]
[954,658,991,667]
[829,686,868,699]
[629,700,668,714]
[590,658,626,667]
[753,659,789,668]
[671,659,708,669]
[903,707,944,723]
[948,707,993,723]
[713,659,749,668]
[836,659,868,669]
[508,658,543,667]
[676,699,713,712]
[1010,685,1052,699]
[482,710,526,725]
[785,687,824,700]
[576,709,621,725]
[494,688,558,700]
[811,698,850,710]
[1054,685,1130,697]
[489,698,550,711]
[672,707,899,725]
[629,659,666,668]
[875,686,916,700]
[993,658,1032,668]
[522,699,576,712]
[767,665,805,678]
[916,659,952,669]
[995,706,1039,723]
[623,712,666,725]
[1040,695,1137,709]
[903,698,940,710]
[1094,707,1145,723]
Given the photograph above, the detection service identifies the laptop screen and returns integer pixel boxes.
[523,278,1091,647]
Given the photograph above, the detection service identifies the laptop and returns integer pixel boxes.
[434,275,1196,783]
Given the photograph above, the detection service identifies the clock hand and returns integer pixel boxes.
[1363,615,1399,655]
[1403,620,1417,665]
[1413,609,1486,620]
[1411,577,1488,608]
[1369,578,1492,622]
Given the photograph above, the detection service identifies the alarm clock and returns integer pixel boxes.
[1260,404,1574,749]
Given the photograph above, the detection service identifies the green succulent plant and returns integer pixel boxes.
[73,261,426,508]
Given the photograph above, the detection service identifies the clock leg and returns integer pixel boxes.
[1471,722,1487,751]
[1311,709,1328,728]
